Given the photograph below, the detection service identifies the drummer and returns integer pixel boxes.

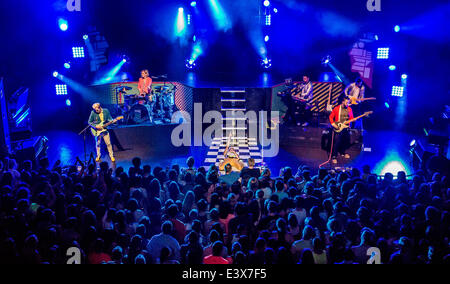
[137,69,153,104]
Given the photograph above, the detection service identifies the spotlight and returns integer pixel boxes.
[261,58,272,69]
[72,47,85,58]
[391,86,404,97]
[186,59,196,69]
[264,35,269,42]
[263,0,270,7]
[122,55,130,63]
[394,25,400,32]
[273,8,278,13]
[193,35,197,42]
[190,1,197,7]
[321,55,332,65]
[83,34,89,40]
[66,99,72,106]
[385,102,390,109]
[374,35,379,41]
[401,74,408,79]
[377,48,389,59]
[389,65,396,71]
[58,18,68,31]
[409,139,416,147]
[55,84,68,95]
[64,62,71,69]
[175,7,186,37]
[53,71,59,78]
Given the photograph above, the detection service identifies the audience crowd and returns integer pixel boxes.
[0,154,448,264]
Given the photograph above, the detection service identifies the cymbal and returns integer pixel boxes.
[115,86,132,91]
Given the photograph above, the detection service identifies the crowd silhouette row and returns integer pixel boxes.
[0,154,449,264]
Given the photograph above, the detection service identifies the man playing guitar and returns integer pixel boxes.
[344,78,365,102]
[344,78,375,129]
[89,103,116,163]
[329,95,354,164]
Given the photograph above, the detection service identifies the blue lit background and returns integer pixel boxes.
[0,0,448,137]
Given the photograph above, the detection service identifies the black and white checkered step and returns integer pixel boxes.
[204,137,263,166]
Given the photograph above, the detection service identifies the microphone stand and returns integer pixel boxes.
[78,124,92,167]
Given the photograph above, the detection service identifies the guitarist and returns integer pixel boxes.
[329,95,354,164]
[89,103,115,163]
[344,78,365,103]
[344,78,365,129]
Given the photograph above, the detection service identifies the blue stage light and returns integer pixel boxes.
[377,48,389,59]
[186,59,196,69]
[66,99,71,106]
[53,71,59,78]
[261,58,272,69]
[263,0,270,7]
[208,0,231,31]
[273,8,278,13]
[191,1,197,7]
[83,34,89,40]
[72,47,85,58]
[381,161,407,176]
[389,65,396,71]
[56,84,68,95]
[64,62,71,69]
[58,18,68,31]
[401,74,408,79]
[264,35,269,42]
[394,25,400,32]
[175,7,186,37]
[265,14,271,26]
[385,102,390,109]
[409,139,416,147]
[374,34,379,41]
[391,86,404,97]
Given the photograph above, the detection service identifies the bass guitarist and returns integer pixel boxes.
[329,95,353,164]
[89,103,115,163]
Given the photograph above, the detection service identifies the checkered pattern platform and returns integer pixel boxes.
[204,137,263,166]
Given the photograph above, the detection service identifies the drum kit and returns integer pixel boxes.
[114,75,176,125]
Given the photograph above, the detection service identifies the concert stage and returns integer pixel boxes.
[278,125,364,169]
[108,123,189,161]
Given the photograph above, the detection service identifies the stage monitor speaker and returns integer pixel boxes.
[0,78,11,156]
[427,130,449,148]
[12,136,49,162]
[411,138,437,170]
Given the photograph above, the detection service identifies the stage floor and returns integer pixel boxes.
[39,126,414,177]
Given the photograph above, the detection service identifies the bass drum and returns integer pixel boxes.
[127,103,152,124]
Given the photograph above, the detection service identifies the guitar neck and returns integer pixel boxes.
[346,113,368,124]
[101,119,117,128]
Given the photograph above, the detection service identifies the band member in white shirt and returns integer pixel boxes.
[344,78,365,102]
[293,75,314,127]
[344,78,365,129]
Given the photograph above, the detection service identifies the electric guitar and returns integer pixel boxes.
[350,97,376,105]
[333,111,373,133]
[90,116,124,137]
